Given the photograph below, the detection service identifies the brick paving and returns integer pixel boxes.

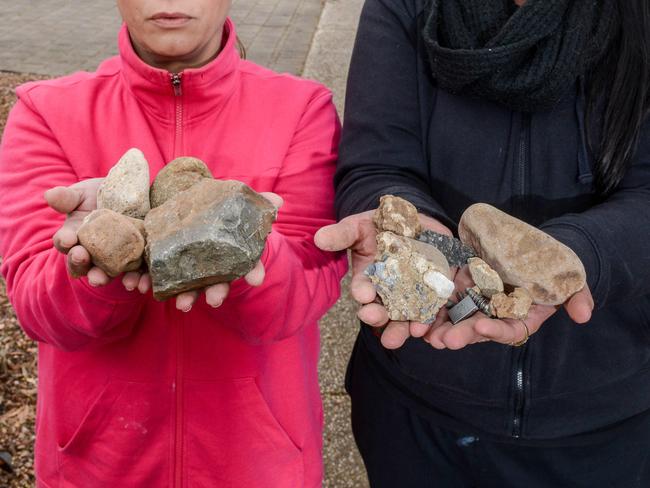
[0,0,323,76]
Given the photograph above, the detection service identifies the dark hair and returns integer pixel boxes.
[588,0,650,194]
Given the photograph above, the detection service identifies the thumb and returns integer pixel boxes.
[44,186,84,214]
[314,216,362,252]
[564,286,594,324]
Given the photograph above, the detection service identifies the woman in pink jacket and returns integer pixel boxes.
[0,0,347,486]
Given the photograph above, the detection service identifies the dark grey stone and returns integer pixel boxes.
[417,230,476,268]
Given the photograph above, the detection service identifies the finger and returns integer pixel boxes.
[205,283,230,308]
[86,266,111,287]
[176,290,199,312]
[259,192,284,210]
[419,214,453,236]
[350,272,376,304]
[357,303,389,328]
[244,260,265,287]
[122,272,141,291]
[425,321,453,349]
[314,214,369,252]
[440,318,484,350]
[44,186,85,214]
[410,321,432,338]
[453,266,475,294]
[380,321,410,349]
[138,273,151,294]
[67,245,92,278]
[53,225,80,253]
[564,286,594,324]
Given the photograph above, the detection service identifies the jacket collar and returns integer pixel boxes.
[118,18,240,123]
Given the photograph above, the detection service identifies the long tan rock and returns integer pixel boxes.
[373,195,421,238]
[97,148,151,219]
[77,209,145,277]
[458,203,586,305]
[150,156,213,208]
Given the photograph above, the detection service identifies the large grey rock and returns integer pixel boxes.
[145,179,276,300]
[97,148,151,219]
[77,209,145,277]
[458,203,586,305]
[366,232,453,324]
[150,156,212,208]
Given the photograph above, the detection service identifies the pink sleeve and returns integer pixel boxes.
[214,89,348,343]
[0,96,146,351]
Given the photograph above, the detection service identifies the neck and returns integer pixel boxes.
[132,27,224,74]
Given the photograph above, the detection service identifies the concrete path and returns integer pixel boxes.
[0,0,321,76]
[303,0,368,485]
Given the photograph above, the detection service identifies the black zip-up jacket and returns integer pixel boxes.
[336,0,650,440]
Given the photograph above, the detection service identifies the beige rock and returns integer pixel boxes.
[150,156,213,208]
[367,231,454,324]
[77,209,145,277]
[490,288,533,320]
[373,195,421,238]
[467,257,503,298]
[97,148,151,219]
[458,203,586,305]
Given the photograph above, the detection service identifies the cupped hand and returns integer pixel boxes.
[173,192,284,312]
[315,209,454,349]
[423,265,594,350]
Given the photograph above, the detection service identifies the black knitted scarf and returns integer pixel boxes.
[422,0,618,112]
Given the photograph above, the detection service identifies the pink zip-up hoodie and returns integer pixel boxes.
[0,19,347,487]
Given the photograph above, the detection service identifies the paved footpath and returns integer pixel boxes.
[0,0,322,76]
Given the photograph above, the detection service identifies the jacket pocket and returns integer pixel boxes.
[184,377,304,488]
[57,380,172,488]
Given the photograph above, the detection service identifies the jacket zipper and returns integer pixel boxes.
[171,73,183,157]
[173,313,184,487]
[512,113,530,438]
[171,72,184,487]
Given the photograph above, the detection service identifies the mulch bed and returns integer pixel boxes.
[1,71,49,488]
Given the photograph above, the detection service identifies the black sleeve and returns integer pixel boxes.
[335,0,454,228]
[540,128,650,307]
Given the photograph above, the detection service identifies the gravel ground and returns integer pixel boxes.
[0,71,48,488]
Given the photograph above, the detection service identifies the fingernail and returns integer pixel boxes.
[181,306,192,313]
[88,280,98,287]
[125,285,135,291]
[210,301,223,309]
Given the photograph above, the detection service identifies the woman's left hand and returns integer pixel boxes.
[422,266,594,349]
[173,191,283,312]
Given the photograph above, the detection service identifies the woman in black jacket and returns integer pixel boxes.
[315,0,650,486]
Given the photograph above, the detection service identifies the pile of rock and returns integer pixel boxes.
[367,196,586,323]
[366,196,455,324]
[77,149,277,300]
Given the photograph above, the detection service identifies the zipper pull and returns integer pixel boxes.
[170,73,183,96]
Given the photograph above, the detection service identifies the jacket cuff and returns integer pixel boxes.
[540,221,607,307]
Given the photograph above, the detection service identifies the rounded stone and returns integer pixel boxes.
[150,157,213,208]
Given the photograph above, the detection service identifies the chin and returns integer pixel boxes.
[147,36,200,60]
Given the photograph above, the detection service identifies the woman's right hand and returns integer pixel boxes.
[315,209,454,349]
[44,179,151,293]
